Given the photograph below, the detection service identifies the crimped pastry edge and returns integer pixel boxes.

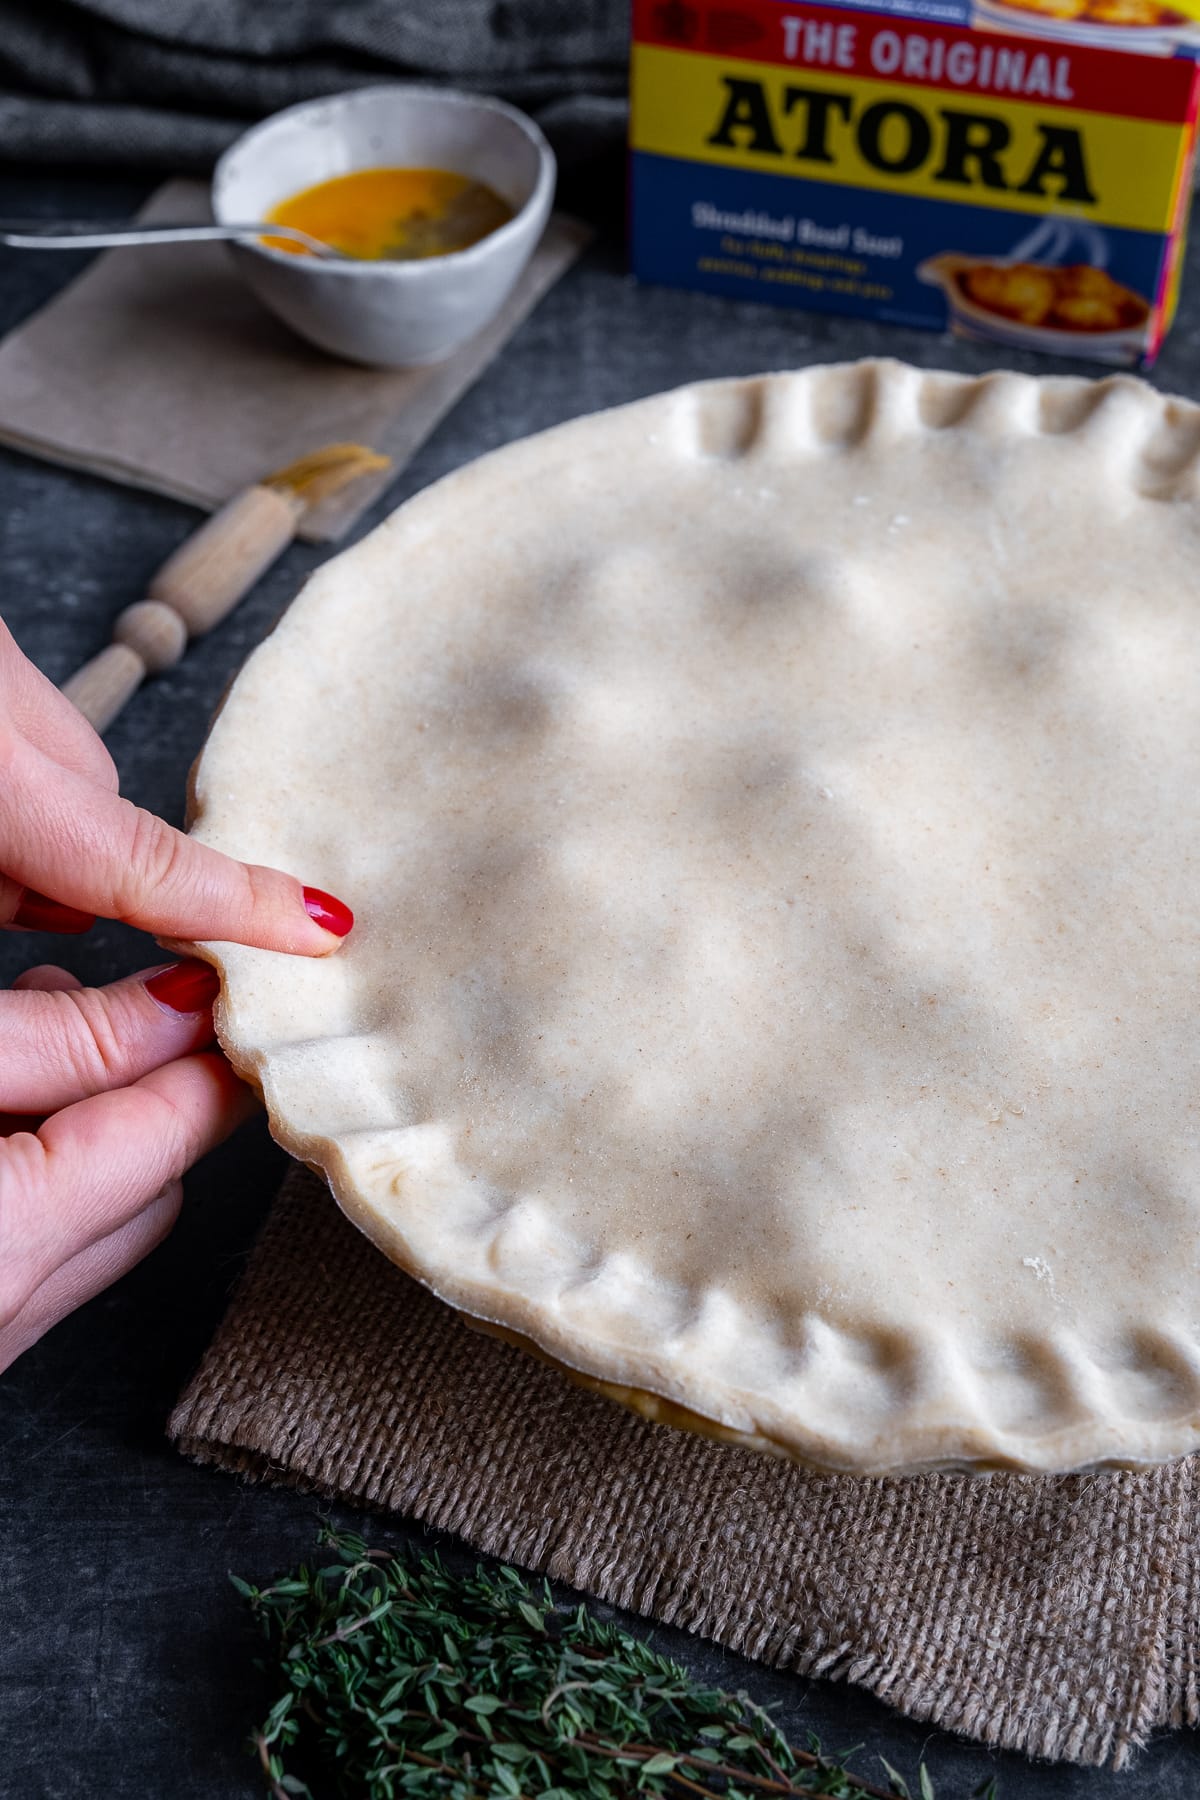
[188,358,1200,1477]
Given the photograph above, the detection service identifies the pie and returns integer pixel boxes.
[189,360,1200,1475]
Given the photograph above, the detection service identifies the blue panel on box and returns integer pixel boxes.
[629,148,1169,340]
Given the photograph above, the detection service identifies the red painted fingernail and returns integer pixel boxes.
[145,960,221,1015]
[11,889,95,934]
[302,886,354,938]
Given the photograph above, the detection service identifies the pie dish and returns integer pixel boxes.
[189,359,1200,1475]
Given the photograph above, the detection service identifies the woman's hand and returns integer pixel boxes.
[0,618,353,1372]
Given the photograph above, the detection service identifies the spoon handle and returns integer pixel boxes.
[0,219,337,257]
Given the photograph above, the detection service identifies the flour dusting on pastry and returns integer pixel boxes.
[189,361,1200,1474]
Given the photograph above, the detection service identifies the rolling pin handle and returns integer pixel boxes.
[61,642,148,734]
[62,483,303,734]
[146,483,301,632]
[115,599,189,671]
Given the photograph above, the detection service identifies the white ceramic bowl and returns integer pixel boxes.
[212,85,556,368]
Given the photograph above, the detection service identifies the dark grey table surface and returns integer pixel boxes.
[3,164,1200,1800]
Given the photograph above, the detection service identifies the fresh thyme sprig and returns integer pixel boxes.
[235,1529,997,1800]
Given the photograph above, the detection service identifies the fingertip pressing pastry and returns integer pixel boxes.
[189,359,1200,1475]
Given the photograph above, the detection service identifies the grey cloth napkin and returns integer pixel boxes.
[0,0,629,169]
[0,180,591,541]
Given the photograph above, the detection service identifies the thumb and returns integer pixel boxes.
[0,730,352,954]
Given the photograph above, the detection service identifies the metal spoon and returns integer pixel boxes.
[0,219,343,258]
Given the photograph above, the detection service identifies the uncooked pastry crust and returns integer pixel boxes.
[189,360,1200,1475]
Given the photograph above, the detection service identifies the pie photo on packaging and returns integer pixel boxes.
[956,262,1149,335]
[985,0,1185,26]
[188,360,1200,1475]
[918,255,1153,360]
[971,0,1199,44]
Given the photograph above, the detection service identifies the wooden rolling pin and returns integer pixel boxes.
[62,443,389,733]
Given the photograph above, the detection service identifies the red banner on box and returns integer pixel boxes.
[633,0,1198,123]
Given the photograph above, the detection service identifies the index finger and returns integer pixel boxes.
[0,728,353,953]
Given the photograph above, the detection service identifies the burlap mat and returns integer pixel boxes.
[169,1163,1200,1769]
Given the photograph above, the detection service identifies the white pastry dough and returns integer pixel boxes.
[190,359,1200,1473]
